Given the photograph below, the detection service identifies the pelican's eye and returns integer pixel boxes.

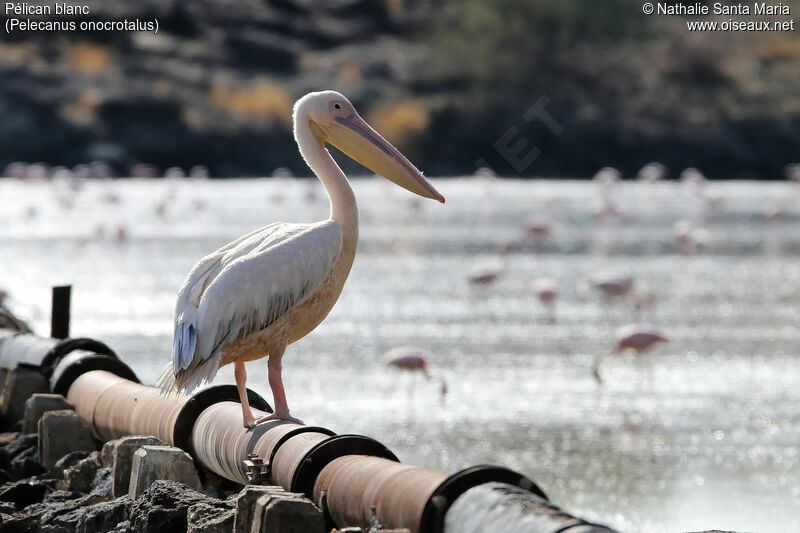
[334,103,341,110]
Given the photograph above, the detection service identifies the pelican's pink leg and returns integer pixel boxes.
[234,361,257,428]
[256,352,304,425]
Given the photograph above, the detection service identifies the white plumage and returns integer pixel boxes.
[163,221,342,394]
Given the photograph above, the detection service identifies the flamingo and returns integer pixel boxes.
[523,216,555,251]
[680,167,706,188]
[593,167,621,186]
[467,252,509,285]
[593,324,669,384]
[159,91,445,427]
[532,277,558,322]
[384,347,448,397]
[637,162,667,182]
[591,270,634,301]
[785,163,799,183]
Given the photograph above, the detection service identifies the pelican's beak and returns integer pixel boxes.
[321,113,445,203]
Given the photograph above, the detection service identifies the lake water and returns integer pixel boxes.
[1,176,799,532]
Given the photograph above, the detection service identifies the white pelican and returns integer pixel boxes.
[159,91,444,427]
[593,324,669,384]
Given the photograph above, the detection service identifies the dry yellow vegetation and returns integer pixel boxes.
[367,99,430,151]
[68,43,111,74]
[209,78,292,124]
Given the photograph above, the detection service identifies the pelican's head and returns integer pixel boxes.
[294,90,445,203]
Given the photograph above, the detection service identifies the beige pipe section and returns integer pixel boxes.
[68,370,188,444]
[190,402,287,484]
[269,430,332,488]
[314,455,448,532]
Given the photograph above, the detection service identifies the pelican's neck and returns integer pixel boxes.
[295,119,358,242]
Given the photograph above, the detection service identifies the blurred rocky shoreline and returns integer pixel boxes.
[1,0,798,178]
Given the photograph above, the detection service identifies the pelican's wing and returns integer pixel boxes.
[173,220,343,376]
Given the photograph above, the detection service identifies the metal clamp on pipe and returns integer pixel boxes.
[51,350,138,396]
[420,465,546,533]
[444,482,617,533]
[173,384,271,453]
[253,423,335,486]
[273,433,399,498]
[190,400,285,485]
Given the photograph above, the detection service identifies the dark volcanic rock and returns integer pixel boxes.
[44,489,84,502]
[0,478,50,510]
[77,499,132,533]
[91,466,113,499]
[10,446,45,480]
[38,500,90,533]
[129,480,229,533]
[54,450,91,471]
[0,447,10,469]
[4,433,37,458]
[187,500,236,533]
[64,452,101,493]
[8,493,106,533]
[109,519,132,533]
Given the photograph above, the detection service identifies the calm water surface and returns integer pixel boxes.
[1,177,800,533]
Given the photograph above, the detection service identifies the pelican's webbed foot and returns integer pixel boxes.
[255,411,304,425]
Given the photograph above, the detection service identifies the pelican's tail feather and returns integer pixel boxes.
[173,320,198,372]
[157,363,178,394]
[157,354,222,396]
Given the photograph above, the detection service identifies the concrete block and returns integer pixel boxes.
[38,410,96,467]
[128,445,202,499]
[23,393,74,434]
[112,435,165,497]
[100,439,117,468]
[0,364,49,427]
[233,486,286,533]
[251,492,325,533]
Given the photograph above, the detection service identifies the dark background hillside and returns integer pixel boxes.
[1,0,798,178]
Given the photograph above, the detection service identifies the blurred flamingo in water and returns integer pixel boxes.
[785,163,799,183]
[591,270,634,302]
[467,245,510,286]
[637,162,667,182]
[384,347,448,398]
[593,324,669,384]
[532,277,558,323]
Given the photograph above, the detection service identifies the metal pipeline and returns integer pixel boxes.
[445,482,617,533]
[0,328,116,376]
[315,455,447,531]
[0,318,604,532]
[68,370,186,443]
[0,328,562,533]
[189,403,335,485]
[313,456,544,533]
[190,402,281,484]
[270,430,335,488]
